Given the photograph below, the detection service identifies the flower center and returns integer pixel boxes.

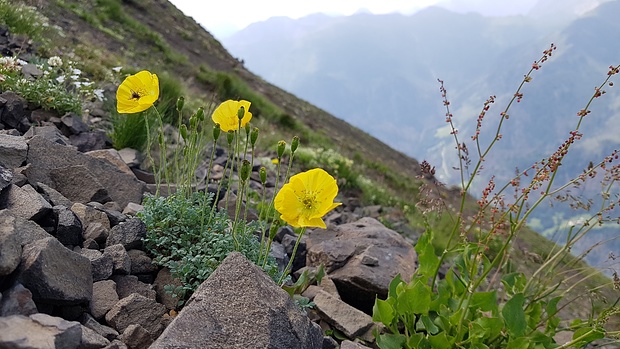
[130,89,143,101]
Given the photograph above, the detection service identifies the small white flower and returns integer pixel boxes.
[47,56,63,67]
[112,66,123,73]
[56,76,65,83]
[93,89,105,101]
[72,68,82,75]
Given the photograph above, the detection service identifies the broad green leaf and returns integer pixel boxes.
[473,316,503,340]
[430,279,452,312]
[572,327,605,347]
[398,280,431,315]
[502,293,527,337]
[470,291,498,313]
[376,333,407,349]
[415,229,439,280]
[373,298,395,327]
[388,274,403,299]
[526,302,542,328]
[418,315,440,335]
[506,337,530,349]
[408,334,431,349]
[501,272,526,295]
[428,332,451,349]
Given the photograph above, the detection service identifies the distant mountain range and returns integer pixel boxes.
[223,0,620,269]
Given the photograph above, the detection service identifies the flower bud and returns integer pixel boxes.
[240,160,251,182]
[277,140,286,159]
[237,106,245,120]
[179,124,188,141]
[227,130,234,145]
[189,115,197,130]
[245,123,251,135]
[259,166,267,184]
[176,96,185,112]
[213,124,221,141]
[291,136,300,154]
[196,106,205,122]
[250,127,259,147]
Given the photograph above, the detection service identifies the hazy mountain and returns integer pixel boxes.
[223,1,620,268]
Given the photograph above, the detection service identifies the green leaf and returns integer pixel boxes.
[572,327,605,347]
[415,229,439,280]
[474,316,503,340]
[506,337,530,349]
[376,333,407,349]
[388,274,403,299]
[428,332,451,349]
[502,293,527,337]
[373,298,395,327]
[398,280,431,315]
[470,291,498,314]
[315,264,325,284]
[419,315,440,335]
[501,272,526,295]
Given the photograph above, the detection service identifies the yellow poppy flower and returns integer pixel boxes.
[211,100,253,132]
[275,168,342,229]
[116,70,159,114]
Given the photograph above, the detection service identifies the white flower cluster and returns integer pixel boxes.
[0,56,21,72]
[47,56,63,67]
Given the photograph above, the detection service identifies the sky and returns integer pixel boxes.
[169,0,541,39]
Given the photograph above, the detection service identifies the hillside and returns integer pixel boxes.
[5,0,619,341]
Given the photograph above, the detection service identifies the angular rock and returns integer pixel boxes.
[1,183,52,221]
[5,212,53,246]
[121,202,143,216]
[340,340,373,349]
[19,237,93,305]
[0,164,12,191]
[24,125,71,145]
[86,149,134,176]
[81,249,113,281]
[104,340,128,349]
[126,250,156,275]
[83,222,109,244]
[103,244,131,275]
[117,148,141,168]
[0,313,82,349]
[0,91,31,133]
[25,135,145,208]
[80,325,111,349]
[54,205,84,246]
[0,216,21,276]
[106,218,146,250]
[110,275,156,301]
[153,268,183,310]
[90,280,119,320]
[37,182,74,207]
[69,130,112,153]
[80,313,119,341]
[60,113,90,135]
[313,291,373,339]
[306,217,417,313]
[0,133,27,168]
[0,282,37,316]
[73,202,111,230]
[119,324,152,349]
[105,293,166,337]
[150,252,323,349]
[51,165,111,204]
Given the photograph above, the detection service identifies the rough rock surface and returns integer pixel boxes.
[150,252,323,349]
[0,313,82,349]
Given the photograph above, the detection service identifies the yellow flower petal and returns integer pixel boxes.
[116,70,159,114]
[211,100,253,132]
[274,168,341,228]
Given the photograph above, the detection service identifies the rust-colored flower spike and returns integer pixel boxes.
[116,70,159,114]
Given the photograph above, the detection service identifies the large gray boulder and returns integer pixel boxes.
[24,135,145,208]
[306,217,417,313]
[0,313,82,349]
[150,252,323,349]
[0,133,27,168]
[18,237,93,306]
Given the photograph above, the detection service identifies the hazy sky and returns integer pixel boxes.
[169,0,540,38]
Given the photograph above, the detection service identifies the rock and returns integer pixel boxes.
[121,202,143,216]
[81,249,113,281]
[0,91,31,133]
[105,293,166,337]
[313,290,373,339]
[119,324,152,349]
[0,216,21,276]
[37,182,74,207]
[21,63,44,79]
[1,183,52,221]
[103,244,131,275]
[340,340,373,349]
[86,149,134,176]
[51,165,111,204]
[322,336,339,349]
[90,280,119,320]
[30,109,57,124]
[69,130,112,153]
[83,222,109,244]
[117,148,141,168]
[60,114,90,136]
[0,164,12,191]
[19,237,93,306]
[0,313,82,349]
[0,282,37,316]
[80,313,119,341]
[80,325,111,349]
[4,211,53,246]
[72,202,111,230]
[150,252,323,349]
[0,133,27,168]
[306,217,417,313]
[110,275,156,300]
[54,206,84,247]
[106,218,146,250]
[104,340,128,349]
[24,125,72,145]
[153,268,183,310]
[126,250,156,275]
[281,233,307,273]
[25,135,145,208]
